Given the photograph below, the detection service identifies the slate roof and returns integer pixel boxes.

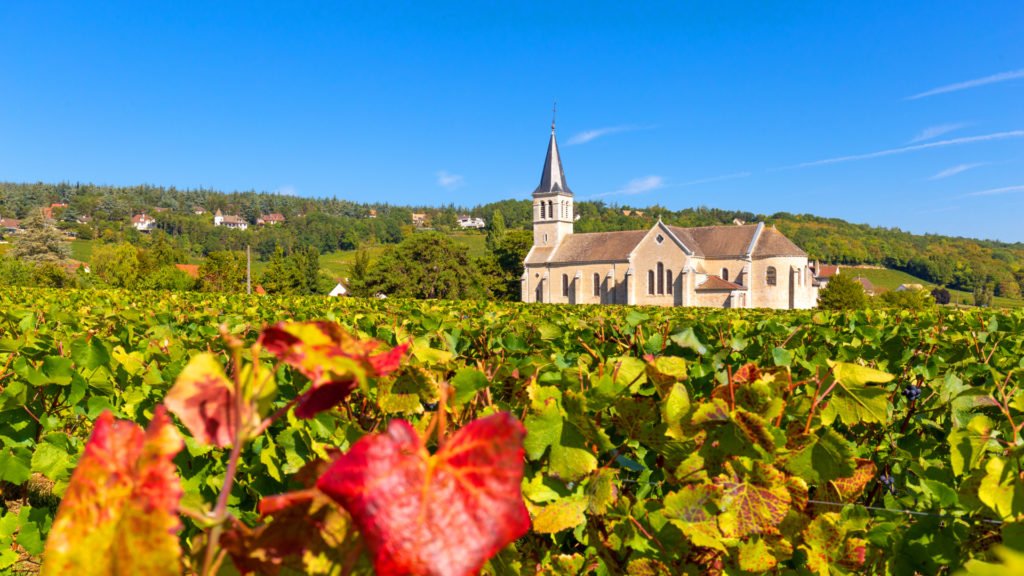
[533,127,572,196]
[697,275,745,291]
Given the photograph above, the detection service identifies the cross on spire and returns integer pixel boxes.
[551,101,557,133]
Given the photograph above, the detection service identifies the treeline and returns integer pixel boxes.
[2,181,1023,297]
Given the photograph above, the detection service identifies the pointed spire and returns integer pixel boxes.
[534,107,572,196]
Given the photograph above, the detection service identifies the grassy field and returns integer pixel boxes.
[849,266,1023,309]
[69,239,94,262]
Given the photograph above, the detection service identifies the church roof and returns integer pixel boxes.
[751,226,806,257]
[545,230,649,263]
[697,275,745,291]
[527,222,805,266]
[533,125,572,196]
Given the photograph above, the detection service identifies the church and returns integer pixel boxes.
[521,122,819,309]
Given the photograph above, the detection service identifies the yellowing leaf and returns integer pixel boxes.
[714,461,791,538]
[980,457,1024,521]
[41,408,183,576]
[531,497,588,534]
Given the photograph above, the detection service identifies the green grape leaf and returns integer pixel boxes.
[820,361,894,426]
[949,415,997,477]
[523,399,597,482]
[784,428,857,484]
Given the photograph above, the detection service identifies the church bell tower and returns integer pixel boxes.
[533,112,574,248]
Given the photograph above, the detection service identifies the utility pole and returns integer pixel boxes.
[246,244,252,295]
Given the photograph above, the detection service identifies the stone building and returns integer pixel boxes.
[521,122,818,309]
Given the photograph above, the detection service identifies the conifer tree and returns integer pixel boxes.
[10,210,70,263]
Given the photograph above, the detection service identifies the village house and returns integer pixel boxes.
[457,215,486,229]
[131,213,157,232]
[213,209,248,230]
[1,217,22,234]
[411,212,428,227]
[522,122,818,309]
[257,213,286,225]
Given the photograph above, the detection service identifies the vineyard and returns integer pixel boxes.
[1,288,1024,574]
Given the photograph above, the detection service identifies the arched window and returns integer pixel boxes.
[721,268,729,281]
[549,201,554,219]
[593,273,600,297]
[562,274,569,297]
[657,263,665,294]
[540,202,546,219]
[536,282,543,303]
[766,266,777,286]
[666,269,673,294]
[648,270,655,295]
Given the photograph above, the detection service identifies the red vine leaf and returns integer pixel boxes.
[317,412,530,576]
[41,408,183,576]
[165,352,255,447]
[259,321,408,418]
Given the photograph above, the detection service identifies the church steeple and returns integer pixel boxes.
[532,108,574,248]
[534,108,572,196]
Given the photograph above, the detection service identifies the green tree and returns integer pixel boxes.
[817,273,868,310]
[486,209,507,250]
[876,288,936,310]
[10,211,70,263]
[260,245,295,294]
[199,251,246,293]
[361,232,486,299]
[931,287,951,305]
[92,243,141,288]
[140,266,196,291]
[489,229,532,300]
[350,248,372,296]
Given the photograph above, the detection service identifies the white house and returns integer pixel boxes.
[458,215,486,229]
[214,209,248,230]
[131,213,156,232]
[329,281,349,297]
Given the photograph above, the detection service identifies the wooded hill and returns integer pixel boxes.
[2,181,1022,297]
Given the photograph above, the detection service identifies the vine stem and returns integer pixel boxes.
[201,340,247,576]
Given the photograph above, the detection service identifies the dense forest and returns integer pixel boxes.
[1,180,1023,298]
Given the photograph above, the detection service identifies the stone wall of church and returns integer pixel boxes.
[748,256,818,309]
[629,226,690,307]
[691,290,733,308]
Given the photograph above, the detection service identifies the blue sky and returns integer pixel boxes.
[2,1,1022,241]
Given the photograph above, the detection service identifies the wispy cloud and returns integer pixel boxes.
[929,162,987,180]
[587,171,750,199]
[676,172,751,187]
[918,205,961,214]
[616,175,665,195]
[436,170,464,189]
[274,185,299,196]
[964,185,1024,197]
[909,122,969,144]
[907,68,1024,100]
[777,130,1024,170]
[566,125,650,146]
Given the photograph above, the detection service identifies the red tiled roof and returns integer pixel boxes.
[816,264,839,278]
[174,264,200,278]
